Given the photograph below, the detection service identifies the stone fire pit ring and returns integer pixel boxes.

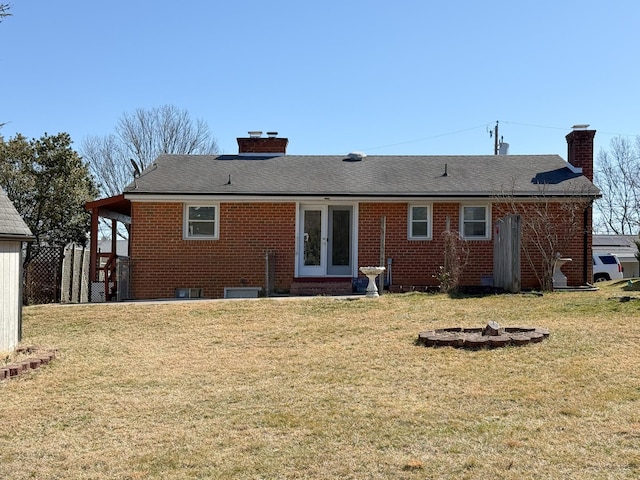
[417,322,549,350]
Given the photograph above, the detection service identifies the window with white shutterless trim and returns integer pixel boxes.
[408,204,432,240]
[184,205,219,239]
[460,204,490,239]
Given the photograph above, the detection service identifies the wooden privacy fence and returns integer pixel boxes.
[60,244,90,303]
[493,215,521,293]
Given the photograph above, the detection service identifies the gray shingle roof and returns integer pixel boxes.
[124,154,601,198]
[593,235,639,262]
[0,188,34,240]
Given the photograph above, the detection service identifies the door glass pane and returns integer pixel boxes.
[331,209,350,266]
[304,210,321,266]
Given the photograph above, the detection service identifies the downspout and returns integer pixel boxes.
[379,216,386,294]
[583,201,591,285]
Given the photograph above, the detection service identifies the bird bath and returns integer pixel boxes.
[553,257,572,289]
[359,266,386,298]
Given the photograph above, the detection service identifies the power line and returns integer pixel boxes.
[499,120,568,131]
[501,120,638,138]
[344,120,638,155]
[357,123,492,152]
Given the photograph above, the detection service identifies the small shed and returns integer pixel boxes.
[0,188,34,353]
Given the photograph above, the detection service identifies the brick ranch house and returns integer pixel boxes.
[87,127,600,300]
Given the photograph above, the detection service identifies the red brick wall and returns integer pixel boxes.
[129,202,295,299]
[566,129,595,181]
[129,199,593,298]
[358,202,497,289]
[359,201,593,290]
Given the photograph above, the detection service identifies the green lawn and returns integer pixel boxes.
[2,284,639,479]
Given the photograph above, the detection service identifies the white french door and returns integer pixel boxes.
[298,204,354,277]
[299,205,325,276]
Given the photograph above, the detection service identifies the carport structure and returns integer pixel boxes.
[85,194,131,301]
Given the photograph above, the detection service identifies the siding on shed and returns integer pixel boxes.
[0,241,21,352]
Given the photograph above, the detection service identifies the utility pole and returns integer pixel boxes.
[489,121,507,155]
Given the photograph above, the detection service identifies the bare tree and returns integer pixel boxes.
[82,105,219,197]
[117,105,219,171]
[1,3,11,128]
[82,134,130,199]
[433,228,469,293]
[0,3,10,22]
[594,136,640,234]
[497,186,591,291]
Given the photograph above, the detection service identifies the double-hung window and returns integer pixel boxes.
[408,204,432,240]
[184,205,218,239]
[461,205,490,239]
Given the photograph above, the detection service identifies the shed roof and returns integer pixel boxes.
[593,235,639,263]
[0,188,34,241]
[123,153,601,199]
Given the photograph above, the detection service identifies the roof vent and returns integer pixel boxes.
[248,131,263,138]
[347,151,367,161]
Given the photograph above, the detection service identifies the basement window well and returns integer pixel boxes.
[224,287,261,299]
[175,288,203,299]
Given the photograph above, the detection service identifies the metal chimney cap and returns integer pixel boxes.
[248,131,263,138]
[347,151,367,161]
[266,131,278,138]
[571,124,590,130]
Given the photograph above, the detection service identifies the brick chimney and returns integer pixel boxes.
[566,125,596,181]
[237,131,288,156]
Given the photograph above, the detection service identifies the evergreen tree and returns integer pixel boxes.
[0,132,98,264]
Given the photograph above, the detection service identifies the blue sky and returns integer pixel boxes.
[1,0,639,158]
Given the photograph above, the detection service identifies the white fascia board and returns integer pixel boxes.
[125,192,596,203]
[125,193,485,203]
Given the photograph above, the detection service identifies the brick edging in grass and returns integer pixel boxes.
[0,346,58,382]
[417,326,550,349]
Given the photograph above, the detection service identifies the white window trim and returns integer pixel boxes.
[460,204,491,240]
[408,204,432,240]
[183,203,219,240]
